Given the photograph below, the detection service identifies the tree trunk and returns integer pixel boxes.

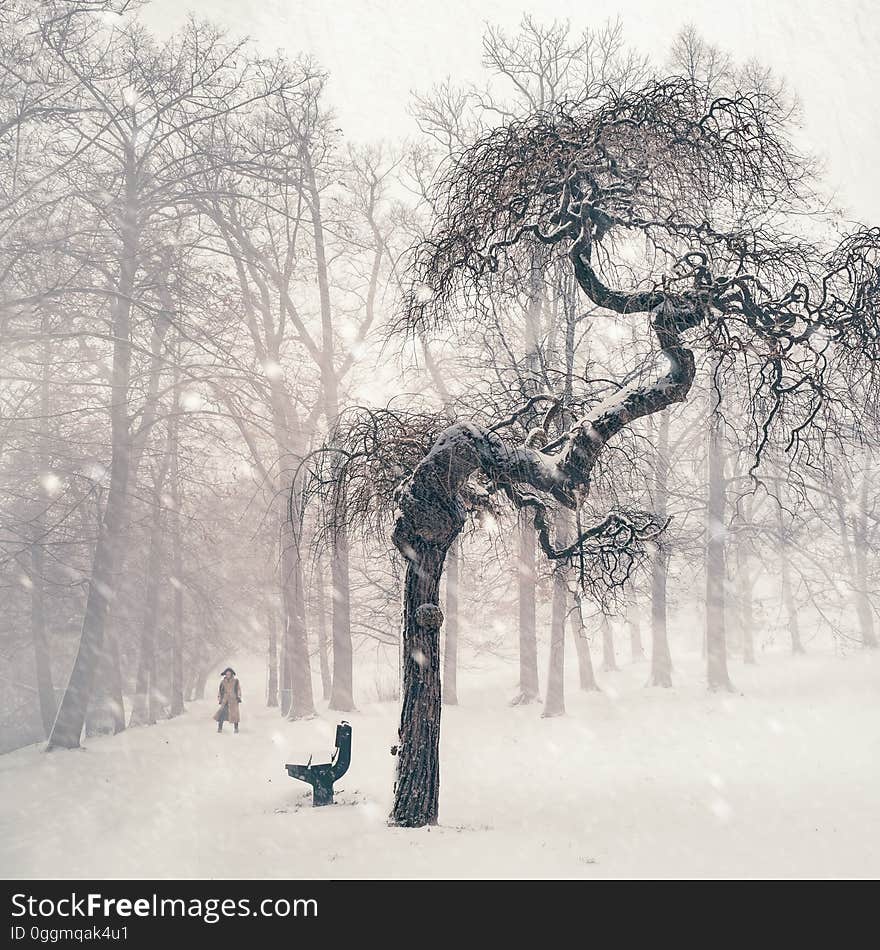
[168,398,185,718]
[281,521,315,720]
[266,607,279,707]
[512,512,540,704]
[443,539,459,705]
[776,500,804,655]
[191,664,209,702]
[627,603,645,661]
[390,543,444,827]
[29,542,56,737]
[571,591,599,690]
[649,412,673,687]
[736,544,756,664]
[279,584,291,717]
[304,152,357,710]
[706,411,733,691]
[314,563,331,701]
[47,148,139,750]
[543,565,567,717]
[601,613,618,672]
[129,483,163,727]
[86,630,126,736]
[831,479,876,649]
[329,531,355,710]
[853,459,878,648]
[30,326,57,737]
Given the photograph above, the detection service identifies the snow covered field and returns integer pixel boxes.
[2,649,879,880]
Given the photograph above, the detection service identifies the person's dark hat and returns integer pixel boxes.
[220,667,236,676]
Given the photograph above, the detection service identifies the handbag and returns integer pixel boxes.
[213,702,229,723]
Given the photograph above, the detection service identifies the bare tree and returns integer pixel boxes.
[374,74,880,826]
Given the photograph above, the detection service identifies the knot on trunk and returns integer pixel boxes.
[415,603,444,629]
[525,427,548,448]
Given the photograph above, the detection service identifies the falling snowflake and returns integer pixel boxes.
[413,283,434,305]
[41,473,61,496]
[262,360,283,380]
[709,797,733,823]
[180,391,203,412]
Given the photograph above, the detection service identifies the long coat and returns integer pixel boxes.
[214,676,242,724]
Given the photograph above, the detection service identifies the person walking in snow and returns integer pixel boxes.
[214,667,242,733]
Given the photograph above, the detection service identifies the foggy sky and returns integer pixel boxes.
[139,0,880,222]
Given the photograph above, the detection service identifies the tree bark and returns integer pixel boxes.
[29,542,56,736]
[543,566,568,717]
[571,591,599,690]
[129,479,163,728]
[282,521,315,720]
[329,531,355,710]
[512,512,540,704]
[736,543,756,664]
[705,410,733,691]
[30,325,57,737]
[266,607,279,707]
[627,603,645,662]
[775,498,804,655]
[47,146,139,750]
[649,413,673,687]
[853,459,878,648]
[314,562,331,701]
[601,613,618,672]
[168,392,185,718]
[304,150,357,711]
[279,577,291,717]
[443,539,459,705]
[390,543,445,827]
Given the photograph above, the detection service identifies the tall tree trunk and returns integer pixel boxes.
[390,543,445,827]
[649,412,673,687]
[30,325,57,736]
[443,539,459,705]
[831,479,876,649]
[706,410,733,691]
[304,152,356,712]
[129,476,164,727]
[329,531,355,710]
[314,563,331,701]
[512,512,540,704]
[86,630,126,736]
[543,567,567,717]
[168,389,185,718]
[853,458,878,648]
[281,519,315,720]
[627,603,645,661]
[279,576,291,717]
[544,509,570,716]
[571,591,599,690]
[29,542,56,736]
[776,498,804,655]
[191,663,209,702]
[47,147,139,750]
[266,607,279,707]
[510,247,544,705]
[736,544,756,664]
[601,613,618,672]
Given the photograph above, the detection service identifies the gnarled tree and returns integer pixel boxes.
[321,76,880,828]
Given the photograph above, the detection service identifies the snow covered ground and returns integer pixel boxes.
[2,649,879,879]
